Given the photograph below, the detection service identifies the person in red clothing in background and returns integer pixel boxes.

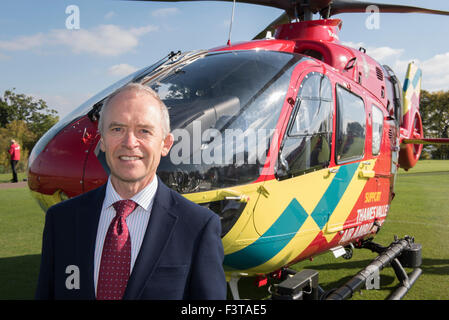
[8,139,20,183]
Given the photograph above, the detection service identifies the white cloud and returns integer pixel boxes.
[387,54,449,92]
[108,63,138,77]
[413,52,449,92]
[420,52,449,76]
[0,24,158,56]
[342,41,403,63]
[367,46,404,63]
[0,33,45,51]
[49,24,158,56]
[151,8,180,18]
[343,41,449,92]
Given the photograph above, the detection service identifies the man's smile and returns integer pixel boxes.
[119,155,143,161]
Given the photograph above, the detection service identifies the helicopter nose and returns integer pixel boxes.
[28,115,101,211]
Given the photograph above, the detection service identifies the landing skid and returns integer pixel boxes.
[227,236,422,300]
[325,235,422,300]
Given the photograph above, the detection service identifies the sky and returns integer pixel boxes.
[1,0,449,119]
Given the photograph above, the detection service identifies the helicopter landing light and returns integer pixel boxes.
[329,245,346,258]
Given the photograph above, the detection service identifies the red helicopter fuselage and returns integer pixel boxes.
[28,19,420,277]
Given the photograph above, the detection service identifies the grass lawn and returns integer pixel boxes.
[0,187,44,299]
[0,161,448,299]
[0,172,28,183]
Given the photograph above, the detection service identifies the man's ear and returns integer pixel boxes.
[161,133,174,157]
[99,136,105,152]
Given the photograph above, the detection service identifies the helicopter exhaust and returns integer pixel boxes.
[325,236,422,300]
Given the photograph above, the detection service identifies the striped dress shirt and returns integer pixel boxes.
[93,176,158,295]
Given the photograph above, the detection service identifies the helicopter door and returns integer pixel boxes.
[324,84,368,234]
[252,71,334,242]
[277,72,333,177]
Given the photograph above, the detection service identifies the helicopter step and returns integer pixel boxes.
[325,235,422,300]
[270,269,322,300]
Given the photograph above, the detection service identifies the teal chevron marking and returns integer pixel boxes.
[403,78,410,91]
[223,162,360,270]
[310,162,359,229]
[412,68,422,88]
[223,198,308,270]
[403,68,422,91]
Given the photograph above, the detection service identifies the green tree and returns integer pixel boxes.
[0,120,34,173]
[420,90,449,159]
[0,89,59,173]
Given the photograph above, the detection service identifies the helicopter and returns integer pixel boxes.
[27,0,449,300]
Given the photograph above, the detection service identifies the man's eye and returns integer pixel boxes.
[111,127,122,132]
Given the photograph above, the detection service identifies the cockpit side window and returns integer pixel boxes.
[372,104,383,156]
[279,72,333,178]
[335,85,366,163]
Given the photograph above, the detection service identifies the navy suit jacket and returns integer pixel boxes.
[35,177,227,300]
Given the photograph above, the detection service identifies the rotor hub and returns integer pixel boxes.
[274,19,342,43]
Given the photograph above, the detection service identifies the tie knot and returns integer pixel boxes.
[112,200,136,219]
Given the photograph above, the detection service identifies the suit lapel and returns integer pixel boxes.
[76,185,106,299]
[123,178,178,299]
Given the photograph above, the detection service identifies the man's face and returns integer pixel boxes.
[100,89,173,190]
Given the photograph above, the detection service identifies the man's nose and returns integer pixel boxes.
[122,131,139,148]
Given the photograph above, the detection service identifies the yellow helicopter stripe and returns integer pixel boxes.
[183,181,266,252]
[223,160,376,274]
[403,62,422,116]
[253,167,338,268]
[185,159,375,275]
[223,162,365,273]
[324,159,377,242]
[222,165,336,257]
[253,215,321,274]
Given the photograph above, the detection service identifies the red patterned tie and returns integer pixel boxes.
[97,200,137,300]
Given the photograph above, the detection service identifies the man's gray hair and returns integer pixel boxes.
[98,83,171,136]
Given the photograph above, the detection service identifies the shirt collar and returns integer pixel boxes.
[104,175,158,211]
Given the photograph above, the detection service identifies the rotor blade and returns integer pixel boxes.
[123,1,449,20]
[328,0,449,17]
[124,0,334,14]
[252,12,289,40]
[123,0,294,11]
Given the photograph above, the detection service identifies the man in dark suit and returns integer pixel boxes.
[35,83,227,300]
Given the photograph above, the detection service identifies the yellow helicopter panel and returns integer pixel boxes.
[220,159,377,275]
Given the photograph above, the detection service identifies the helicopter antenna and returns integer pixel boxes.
[227,0,236,46]
[294,4,299,22]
